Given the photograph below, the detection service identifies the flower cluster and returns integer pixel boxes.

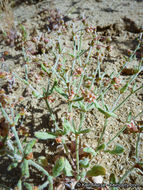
[112,77,122,90]
[0,89,10,107]
[126,120,138,133]
[81,88,96,103]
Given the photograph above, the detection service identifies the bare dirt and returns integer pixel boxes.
[0,0,143,189]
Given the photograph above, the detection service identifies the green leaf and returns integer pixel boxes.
[49,81,57,94]
[24,183,32,190]
[127,112,132,122]
[54,129,65,136]
[53,157,65,177]
[20,25,27,41]
[24,139,36,155]
[7,162,18,171]
[97,108,117,118]
[96,143,106,151]
[108,144,124,155]
[35,132,57,140]
[38,156,48,167]
[110,173,116,183]
[21,159,29,178]
[63,158,73,176]
[63,119,75,134]
[14,114,21,125]
[32,90,42,98]
[94,101,117,118]
[79,102,87,112]
[80,171,87,178]
[120,83,129,94]
[54,86,68,99]
[41,63,49,74]
[86,165,106,177]
[79,158,89,168]
[71,97,84,102]
[17,180,22,190]
[109,173,117,190]
[77,129,90,135]
[94,100,100,109]
[68,53,75,58]
[83,147,96,156]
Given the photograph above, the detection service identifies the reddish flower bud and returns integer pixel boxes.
[3,51,9,56]
[55,137,62,143]
[25,152,33,160]
[126,120,138,132]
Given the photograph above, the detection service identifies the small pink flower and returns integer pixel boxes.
[47,96,55,103]
[112,77,122,90]
[113,77,122,85]
[68,89,75,101]
[81,88,96,103]
[126,120,138,132]
[44,38,49,43]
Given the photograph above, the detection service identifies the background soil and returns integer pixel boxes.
[0,0,143,189]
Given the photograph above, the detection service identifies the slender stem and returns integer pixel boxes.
[111,94,122,112]
[77,47,92,93]
[97,84,111,101]
[118,166,134,183]
[45,99,59,130]
[106,126,126,146]
[79,112,85,131]
[63,142,75,168]
[77,71,85,93]
[11,126,23,154]
[38,181,49,190]
[25,64,28,81]
[0,103,12,123]
[76,134,80,178]
[135,133,141,161]
[97,43,141,101]
[118,42,140,76]
[98,118,108,146]
[7,139,14,151]
[134,110,143,119]
[52,53,60,73]
[70,35,76,80]
[76,113,85,179]
[28,160,53,190]
[113,85,143,112]
[97,60,101,78]
[0,104,23,153]
[0,148,53,190]
[0,148,22,161]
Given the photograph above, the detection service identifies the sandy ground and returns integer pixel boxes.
[0,0,143,189]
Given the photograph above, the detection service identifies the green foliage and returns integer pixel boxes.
[106,144,124,155]
[52,157,65,177]
[83,147,96,156]
[86,165,106,177]
[35,132,57,140]
[0,15,142,190]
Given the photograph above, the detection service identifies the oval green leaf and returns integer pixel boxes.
[109,144,124,155]
[86,165,106,177]
[53,157,65,177]
[83,147,96,156]
[35,132,56,140]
